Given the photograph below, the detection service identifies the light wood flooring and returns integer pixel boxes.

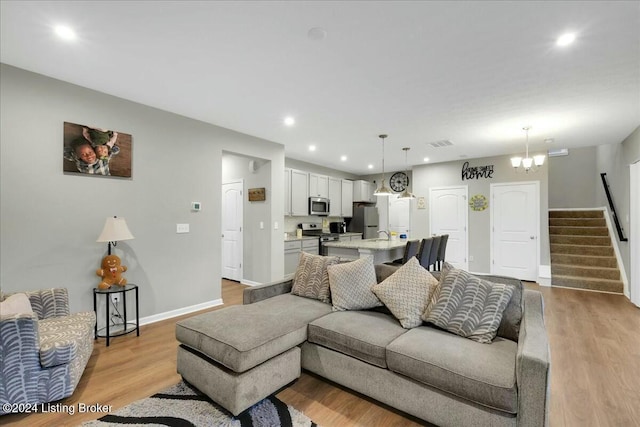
[3,280,639,427]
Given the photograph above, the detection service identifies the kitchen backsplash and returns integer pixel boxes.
[284,216,345,234]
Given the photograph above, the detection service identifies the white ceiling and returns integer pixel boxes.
[1,1,639,174]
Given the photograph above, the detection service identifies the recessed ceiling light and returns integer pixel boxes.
[368,164,373,169]
[54,25,76,41]
[340,155,347,161]
[423,157,430,162]
[284,116,295,126]
[309,145,316,152]
[556,33,576,47]
[544,138,555,144]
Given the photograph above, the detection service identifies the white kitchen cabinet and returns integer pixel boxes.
[284,239,319,275]
[284,168,292,215]
[309,173,329,198]
[353,180,375,203]
[328,177,342,217]
[290,169,309,216]
[341,179,353,217]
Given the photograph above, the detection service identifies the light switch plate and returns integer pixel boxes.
[177,223,190,233]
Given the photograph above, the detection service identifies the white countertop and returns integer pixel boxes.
[323,238,409,251]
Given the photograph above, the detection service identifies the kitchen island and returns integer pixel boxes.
[322,238,408,264]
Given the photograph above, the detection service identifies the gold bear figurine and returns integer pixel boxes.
[97,254,128,290]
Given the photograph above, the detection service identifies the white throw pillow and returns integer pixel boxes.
[327,257,382,311]
[0,293,34,317]
[371,257,439,328]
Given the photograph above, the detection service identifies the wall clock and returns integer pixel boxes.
[389,172,409,192]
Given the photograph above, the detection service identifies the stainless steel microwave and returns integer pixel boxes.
[309,197,330,216]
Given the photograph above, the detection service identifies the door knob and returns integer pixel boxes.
[530,236,535,239]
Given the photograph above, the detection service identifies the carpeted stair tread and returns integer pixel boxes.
[549,210,604,219]
[550,235,611,246]
[551,275,623,294]
[551,253,618,268]
[549,209,622,294]
[549,218,606,227]
[552,264,620,280]
[549,226,609,236]
[550,243,614,256]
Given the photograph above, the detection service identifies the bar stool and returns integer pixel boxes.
[427,235,442,271]
[436,234,449,271]
[385,239,420,266]
[416,238,434,269]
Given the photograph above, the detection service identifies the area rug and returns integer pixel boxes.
[81,380,318,427]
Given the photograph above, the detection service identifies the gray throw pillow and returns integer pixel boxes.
[423,265,514,344]
[327,257,382,311]
[292,252,339,304]
[371,257,440,329]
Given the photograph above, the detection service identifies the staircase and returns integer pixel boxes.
[549,210,623,293]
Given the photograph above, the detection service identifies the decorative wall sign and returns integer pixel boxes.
[248,187,266,201]
[469,194,488,211]
[417,197,426,209]
[461,161,494,180]
[63,122,132,178]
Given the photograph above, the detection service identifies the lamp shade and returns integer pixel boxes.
[97,217,134,243]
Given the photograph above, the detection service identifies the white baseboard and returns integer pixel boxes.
[240,279,263,287]
[139,298,223,326]
[538,265,551,287]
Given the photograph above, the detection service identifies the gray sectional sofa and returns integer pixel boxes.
[176,265,550,426]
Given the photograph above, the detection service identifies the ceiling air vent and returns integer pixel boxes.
[428,140,453,148]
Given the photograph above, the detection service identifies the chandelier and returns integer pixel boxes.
[373,134,392,196]
[511,126,545,172]
[398,147,415,199]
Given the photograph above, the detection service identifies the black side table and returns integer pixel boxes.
[93,284,139,346]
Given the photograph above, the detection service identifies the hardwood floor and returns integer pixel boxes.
[3,280,639,426]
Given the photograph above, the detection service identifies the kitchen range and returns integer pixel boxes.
[299,223,340,255]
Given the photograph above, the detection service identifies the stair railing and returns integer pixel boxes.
[600,173,628,241]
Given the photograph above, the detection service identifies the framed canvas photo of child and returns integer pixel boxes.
[63,122,132,178]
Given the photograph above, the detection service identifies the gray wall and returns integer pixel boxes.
[222,153,272,283]
[412,155,550,274]
[595,126,640,286]
[0,64,285,316]
[549,146,598,208]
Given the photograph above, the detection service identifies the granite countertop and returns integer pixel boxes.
[284,235,319,242]
[323,238,409,251]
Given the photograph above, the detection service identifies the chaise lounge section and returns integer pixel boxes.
[175,264,550,426]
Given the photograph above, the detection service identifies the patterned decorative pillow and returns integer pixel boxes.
[292,252,339,304]
[327,257,382,311]
[422,265,514,344]
[371,257,440,328]
[0,293,33,317]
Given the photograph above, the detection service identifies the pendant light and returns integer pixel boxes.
[373,134,392,196]
[399,147,416,199]
[511,126,545,172]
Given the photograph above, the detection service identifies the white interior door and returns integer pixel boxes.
[491,182,539,281]
[630,161,639,307]
[429,186,468,270]
[389,195,411,236]
[222,181,243,281]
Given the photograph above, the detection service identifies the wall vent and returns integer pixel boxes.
[428,140,453,148]
[548,148,569,157]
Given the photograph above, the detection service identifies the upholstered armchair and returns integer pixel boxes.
[0,288,95,415]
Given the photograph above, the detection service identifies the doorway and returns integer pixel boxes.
[490,181,540,281]
[429,186,468,270]
[222,180,243,281]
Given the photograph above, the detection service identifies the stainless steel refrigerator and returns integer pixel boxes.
[349,206,379,239]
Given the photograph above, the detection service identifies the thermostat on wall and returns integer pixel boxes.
[191,202,201,211]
